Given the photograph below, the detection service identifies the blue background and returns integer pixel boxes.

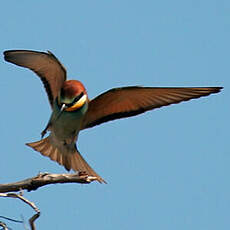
[0,1,228,229]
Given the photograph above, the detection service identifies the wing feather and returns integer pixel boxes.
[4,50,66,107]
[81,87,222,129]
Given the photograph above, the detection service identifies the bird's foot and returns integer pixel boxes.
[78,171,87,176]
[41,122,51,139]
[41,128,48,139]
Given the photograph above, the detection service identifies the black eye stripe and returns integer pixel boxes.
[73,92,84,103]
[66,92,84,107]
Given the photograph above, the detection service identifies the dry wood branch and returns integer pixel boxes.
[0,216,22,224]
[29,213,40,230]
[0,221,8,230]
[0,193,39,213]
[0,173,96,193]
[0,192,40,230]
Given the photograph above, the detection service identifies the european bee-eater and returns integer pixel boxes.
[4,50,222,183]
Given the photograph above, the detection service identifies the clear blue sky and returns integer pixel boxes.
[0,1,228,229]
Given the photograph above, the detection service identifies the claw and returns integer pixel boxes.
[41,123,51,139]
[41,129,47,139]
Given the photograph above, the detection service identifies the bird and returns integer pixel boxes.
[3,50,222,183]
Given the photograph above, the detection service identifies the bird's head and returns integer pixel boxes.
[58,80,88,112]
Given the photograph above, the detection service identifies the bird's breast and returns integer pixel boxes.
[50,101,88,140]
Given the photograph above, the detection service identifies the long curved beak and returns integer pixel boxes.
[55,103,66,123]
[60,103,66,112]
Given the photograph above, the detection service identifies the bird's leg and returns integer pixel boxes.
[41,105,65,139]
[41,122,51,139]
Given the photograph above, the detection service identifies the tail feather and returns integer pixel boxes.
[49,148,58,161]
[56,151,63,165]
[26,137,106,183]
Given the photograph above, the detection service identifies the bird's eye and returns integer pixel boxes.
[73,92,84,103]
[65,92,84,108]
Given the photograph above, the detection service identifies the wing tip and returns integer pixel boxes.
[3,50,12,62]
[215,86,223,92]
[208,86,223,95]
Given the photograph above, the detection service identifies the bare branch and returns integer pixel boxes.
[0,192,40,230]
[0,193,40,213]
[0,173,96,193]
[0,216,22,223]
[29,213,40,230]
[0,221,9,230]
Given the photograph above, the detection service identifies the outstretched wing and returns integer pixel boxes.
[81,86,222,129]
[4,50,67,107]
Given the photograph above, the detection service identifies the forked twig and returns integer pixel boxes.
[0,192,40,230]
[0,221,8,230]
